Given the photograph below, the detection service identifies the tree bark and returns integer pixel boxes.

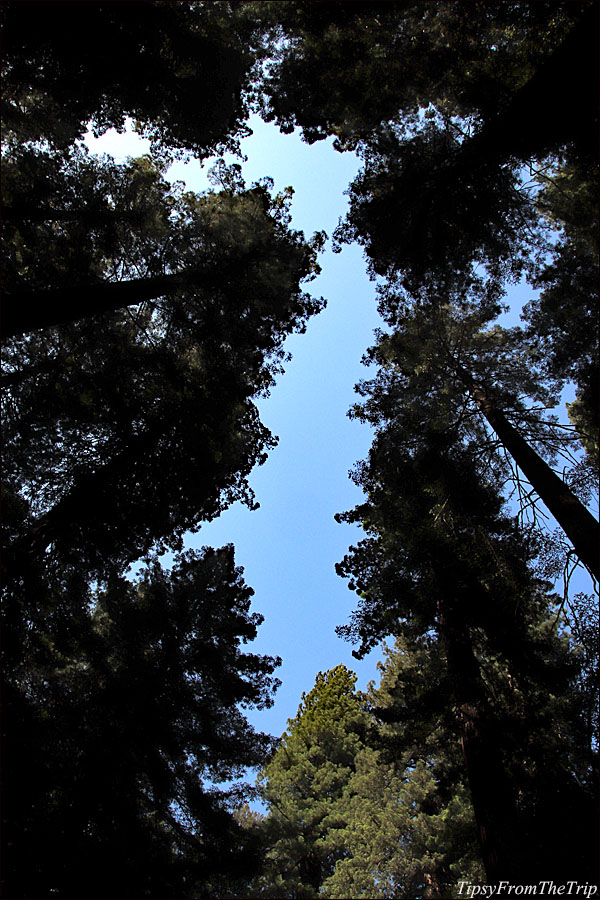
[437,593,522,884]
[2,266,227,339]
[468,381,599,581]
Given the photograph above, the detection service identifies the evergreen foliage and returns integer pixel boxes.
[523,156,599,462]
[348,296,598,579]
[324,641,484,900]
[254,666,370,897]
[1,2,598,895]
[1,0,265,157]
[269,0,598,886]
[334,431,598,883]
[246,661,483,899]
[2,547,280,898]
[2,151,323,585]
[1,6,322,895]
[248,654,483,898]
[258,2,594,151]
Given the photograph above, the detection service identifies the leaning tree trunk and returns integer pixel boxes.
[468,381,599,582]
[1,266,227,339]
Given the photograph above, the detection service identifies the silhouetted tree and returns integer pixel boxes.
[259,2,596,156]
[2,546,280,899]
[350,297,598,578]
[2,159,324,587]
[336,430,598,883]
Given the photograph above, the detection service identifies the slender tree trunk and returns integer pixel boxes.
[468,381,599,581]
[437,594,522,884]
[2,266,226,339]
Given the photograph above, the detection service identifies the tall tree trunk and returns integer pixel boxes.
[437,594,522,884]
[2,266,228,339]
[468,381,599,581]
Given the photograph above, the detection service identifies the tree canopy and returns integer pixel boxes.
[1,0,265,157]
[259,2,597,154]
[302,0,600,585]
[1,9,326,894]
[2,150,324,585]
[347,296,598,579]
[254,665,371,897]
[335,433,597,883]
[1,1,598,895]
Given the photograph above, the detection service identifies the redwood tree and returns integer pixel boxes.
[336,432,598,883]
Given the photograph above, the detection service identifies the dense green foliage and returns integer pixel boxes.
[258,2,594,151]
[3,547,280,898]
[1,5,324,896]
[268,1,598,481]
[347,296,599,579]
[258,4,598,883]
[2,149,323,584]
[254,666,371,897]
[234,436,597,894]
[1,0,264,157]
[249,660,484,899]
[335,435,597,882]
[326,642,484,900]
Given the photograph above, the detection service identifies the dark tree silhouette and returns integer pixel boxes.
[336,434,598,883]
[1,0,264,156]
[2,546,280,898]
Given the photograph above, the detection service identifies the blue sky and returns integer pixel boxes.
[84,115,595,748]
[175,118,387,738]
